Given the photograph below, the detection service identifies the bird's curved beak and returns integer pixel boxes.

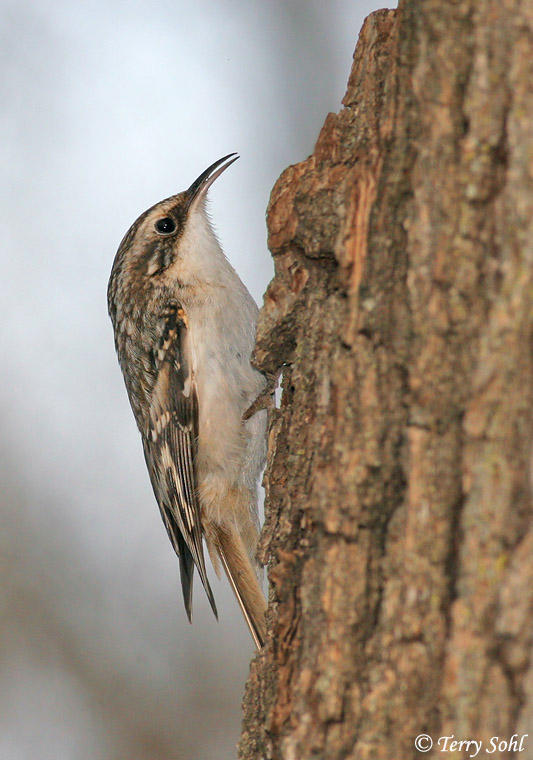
[185,153,239,211]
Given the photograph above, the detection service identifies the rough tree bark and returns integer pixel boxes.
[240,3,533,759]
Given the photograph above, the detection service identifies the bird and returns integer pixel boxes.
[107,154,268,648]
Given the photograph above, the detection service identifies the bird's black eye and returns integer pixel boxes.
[155,217,177,235]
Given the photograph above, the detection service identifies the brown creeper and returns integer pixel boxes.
[107,155,267,648]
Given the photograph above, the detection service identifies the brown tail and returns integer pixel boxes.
[214,525,267,648]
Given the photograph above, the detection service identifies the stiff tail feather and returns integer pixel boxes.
[214,526,267,649]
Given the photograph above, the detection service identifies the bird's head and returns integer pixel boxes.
[108,154,239,320]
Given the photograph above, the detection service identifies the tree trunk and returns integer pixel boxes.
[240,3,533,759]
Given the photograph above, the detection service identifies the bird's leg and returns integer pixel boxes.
[242,371,279,421]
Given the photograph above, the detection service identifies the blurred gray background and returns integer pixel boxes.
[0,1,394,758]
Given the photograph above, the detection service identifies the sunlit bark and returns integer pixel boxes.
[240,4,533,758]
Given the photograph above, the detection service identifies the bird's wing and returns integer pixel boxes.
[142,300,217,620]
